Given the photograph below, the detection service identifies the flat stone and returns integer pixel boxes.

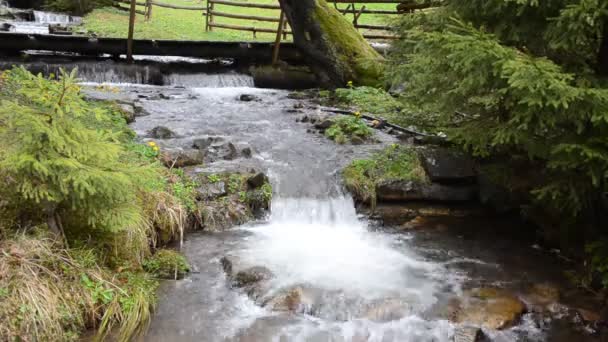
[419,149,477,184]
[376,180,478,202]
[456,287,526,330]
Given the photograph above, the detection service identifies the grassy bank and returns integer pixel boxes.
[81,0,396,41]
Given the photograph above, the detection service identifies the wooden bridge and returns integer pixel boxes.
[0,32,304,63]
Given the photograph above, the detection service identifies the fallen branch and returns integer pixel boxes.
[319,106,434,137]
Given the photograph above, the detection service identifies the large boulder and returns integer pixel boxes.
[376,180,478,202]
[160,150,204,168]
[419,149,477,184]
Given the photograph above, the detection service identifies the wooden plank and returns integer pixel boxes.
[355,24,391,30]
[208,0,281,10]
[209,22,292,35]
[210,10,280,22]
[116,0,146,6]
[151,1,206,10]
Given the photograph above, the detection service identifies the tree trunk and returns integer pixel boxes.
[278,0,384,88]
[598,25,608,76]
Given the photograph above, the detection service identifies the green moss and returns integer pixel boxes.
[143,249,190,279]
[313,0,384,86]
[325,115,373,144]
[342,145,427,206]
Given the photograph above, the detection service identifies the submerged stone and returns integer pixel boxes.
[456,287,527,330]
[234,266,273,288]
[149,126,175,139]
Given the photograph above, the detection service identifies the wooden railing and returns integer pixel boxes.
[113,0,407,40]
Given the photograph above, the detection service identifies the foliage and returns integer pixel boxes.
[325,115,373,144]
[329,86,440,130]
[44,0,112,15]
[342,144,427,207]
[0,233,157,342]
[389,2,608,221]
[143,249,190,279]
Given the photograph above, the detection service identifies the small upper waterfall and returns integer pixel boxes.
[0,1,81,34]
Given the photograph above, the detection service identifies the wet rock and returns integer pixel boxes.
[118,103,135,123]
[0,23,13,32]
[234,266,273,288]
[577,308,601,323]
[241,147,252,158]
[149,126,175,139]
[361,298,411,322]
[351,136,365,145]
[263,286,313,313]
[220,256,233,277]
[196,182,227,200]
[524,283,560,309]
[133,102,149,117]
[247,172,268,189]
[300,115,310,123]
[456,287,526,330]
[376,180,478,202]
[160,150,204,168]
[192,136,223,150]
[419,149,477,184]
[372,203,484,225]
[239,94,258,102]
[314,119,334,131]
[246,189,270,218]
[454,326,484,342]
[205,142,238,161]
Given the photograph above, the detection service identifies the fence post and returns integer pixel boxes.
[206,0,214,31]
[272,10,285,65]
[127,0,137,62]
[145,0,152,21]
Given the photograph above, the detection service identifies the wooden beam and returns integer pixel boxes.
[272,10,285,65]
[208,0,281,10]
[127,0,136,61]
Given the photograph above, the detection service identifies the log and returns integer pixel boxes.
[151,1,206,10]
[209,0,281,10]
[278,0,384,87]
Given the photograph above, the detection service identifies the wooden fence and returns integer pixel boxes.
[113,0,410,40]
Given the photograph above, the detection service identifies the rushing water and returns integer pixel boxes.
[0,2,80,34]
[56,69,600,341]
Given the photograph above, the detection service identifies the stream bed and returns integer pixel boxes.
[82,77,597,342]
[34,63,602,341]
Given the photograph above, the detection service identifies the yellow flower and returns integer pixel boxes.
[153,146,159,152]
[354,111,361,118]
[347,81,354,88]
[147,141,156,147]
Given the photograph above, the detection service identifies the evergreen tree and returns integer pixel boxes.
[390,1,608,232]
[0,68,145,240]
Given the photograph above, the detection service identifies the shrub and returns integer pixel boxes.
[143,249,190,279]
[44,0,113,15]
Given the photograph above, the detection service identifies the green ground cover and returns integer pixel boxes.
[82,0,397,41]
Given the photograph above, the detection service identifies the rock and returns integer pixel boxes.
[246,189,270,218]
[252,66,319,90]
[0,23,13,32]
[263,286,309,312]
[196,181,227,200]
[577,308,601,323]
[149,126,175,139]
[220,256,233,277]
[192,136,223,150]
[300,115,310,123]
[454,326,484,342]
[419,149,477,184]
[314,119,334,130]
[376,180,478,202]
[361,298,411,322]
[524,283,560,309]
[133,102,149,117]
[239,94,258,102]
[372,203,484,225]
[160,150,204,168]
[456,287,526,330]
[247,172,268,189]
[241,147,252,158]
[351,136,365,145]
[287,92,312,100]
[118,103,135,123]
[234,266,273,288]
[207,142,238,161]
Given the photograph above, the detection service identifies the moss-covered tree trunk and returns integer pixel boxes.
[278,0,384,87]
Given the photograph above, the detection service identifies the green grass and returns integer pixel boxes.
[81,0,397,41]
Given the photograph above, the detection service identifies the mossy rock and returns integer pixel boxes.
[143,249,190,280]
